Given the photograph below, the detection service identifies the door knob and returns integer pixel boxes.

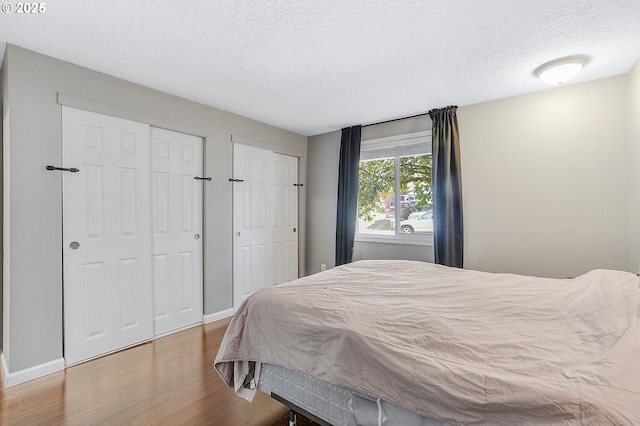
[69,241,80,250]
[293,228,297,232]
[194,234,200,240]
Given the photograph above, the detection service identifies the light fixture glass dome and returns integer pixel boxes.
[535,56,588,85]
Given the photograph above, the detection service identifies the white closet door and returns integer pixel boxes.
[151,128,204,335]
[63,107,153,365]
[273,153,299,284]
[232,143,274,309]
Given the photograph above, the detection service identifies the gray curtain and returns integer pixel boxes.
[429,106,463,268]
[335,125,362,266]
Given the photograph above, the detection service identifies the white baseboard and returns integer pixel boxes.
[203,308,234,324]
[154,322,202,340]
[1,351,65,388]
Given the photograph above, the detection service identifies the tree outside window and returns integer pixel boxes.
[357,151,432,237]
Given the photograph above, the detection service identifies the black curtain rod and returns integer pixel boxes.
[361,112,429,128]
[360,105,458,128]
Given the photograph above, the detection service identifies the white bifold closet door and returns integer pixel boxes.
[273,153,299,285]
[232,144,274,309]
[232,143,299,310]
[63,108,203,366]
[63,107,154,365]
[150,127,203,336]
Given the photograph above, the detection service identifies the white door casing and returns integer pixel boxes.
[232,144,274,309]
[151,127,204,335]
[273,153,299,284]
[62,107,153,365]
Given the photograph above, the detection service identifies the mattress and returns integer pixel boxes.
[259,363,451,426]
[259,363,354,426]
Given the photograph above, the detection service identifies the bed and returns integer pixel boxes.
[214,259,640,425]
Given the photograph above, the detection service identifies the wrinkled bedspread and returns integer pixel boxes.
[215,260,640,425]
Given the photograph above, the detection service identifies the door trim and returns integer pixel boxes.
[57,93,209,138]
[231,134,303,158]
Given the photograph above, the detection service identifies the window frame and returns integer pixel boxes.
[355,131,433,247]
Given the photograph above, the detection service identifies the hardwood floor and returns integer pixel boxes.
[0,318,318,425]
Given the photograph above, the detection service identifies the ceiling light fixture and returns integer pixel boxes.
[535,56,588,85]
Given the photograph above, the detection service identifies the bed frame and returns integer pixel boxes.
[270,393,333,426]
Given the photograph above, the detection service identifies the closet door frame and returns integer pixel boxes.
[60,101,208,366]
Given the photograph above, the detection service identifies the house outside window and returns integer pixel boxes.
[356,131,433,245]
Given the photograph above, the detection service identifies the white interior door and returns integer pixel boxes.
[63,107,153,365]
[273,153,299,284]
[151,128,204,335]
[232,143,274,309]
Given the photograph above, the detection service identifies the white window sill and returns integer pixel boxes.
[354,233,434,247]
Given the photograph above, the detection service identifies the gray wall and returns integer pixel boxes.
[353,242,434,263]
[360,116,431,141]
[460,75,630,278]
[1,45,307,373]
[629,59,640,273]
[0,60,4,352]
[307,73,637,279]
[306,130,340,274]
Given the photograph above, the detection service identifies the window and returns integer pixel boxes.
[356,131,433,245]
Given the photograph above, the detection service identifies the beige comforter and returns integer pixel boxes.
[215,260,640,425]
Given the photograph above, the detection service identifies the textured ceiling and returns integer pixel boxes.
[1,0,640,136]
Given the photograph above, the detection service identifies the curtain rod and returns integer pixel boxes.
[361,112,429,128]
[361,106,457,128]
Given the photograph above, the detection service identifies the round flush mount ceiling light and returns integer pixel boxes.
[535,56,588,85]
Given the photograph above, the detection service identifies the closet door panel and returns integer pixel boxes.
[151,127,204,335]
[63,107,153,365]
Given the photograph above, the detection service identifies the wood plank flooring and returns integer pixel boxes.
[0,318,318,425]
